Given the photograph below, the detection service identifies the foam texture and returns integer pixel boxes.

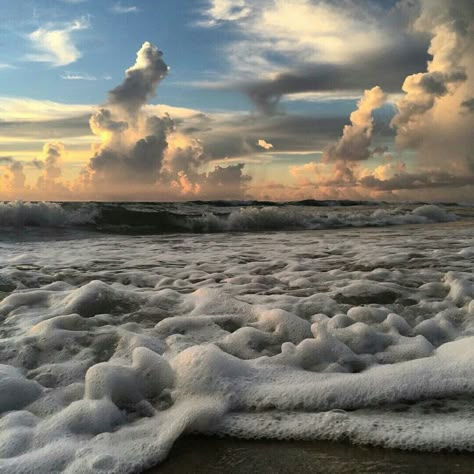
[0,216,473,472]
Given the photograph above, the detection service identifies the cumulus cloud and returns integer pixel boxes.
[323,86,387,163]
[201,163,251,197]
[391,0,474,155]
[257,139,273,150]
[79,42,174,192]
[108,42,169,117]
[0,142,76,199]
[26,18,89,67]
[4,161,26,191]
[1,157,27,194]
[88,115,173,186]
[199,0,251,26]
[75,42,251,199]
[37,143,63,182]
[35,143,72,197]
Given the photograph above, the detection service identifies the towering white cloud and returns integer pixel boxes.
[81,42,173,191]
[323,86,387,163]
[79,42,251,199]
[108,42,169,117]
[391,0,474,178]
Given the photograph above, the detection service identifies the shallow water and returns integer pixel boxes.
[0,204,473,473]
[152,436,474,474]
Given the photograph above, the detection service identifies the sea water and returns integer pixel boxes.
[0,201,473,473]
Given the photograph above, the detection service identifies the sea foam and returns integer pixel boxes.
[0,216,473,472]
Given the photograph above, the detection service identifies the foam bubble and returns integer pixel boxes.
[0,218,473,472]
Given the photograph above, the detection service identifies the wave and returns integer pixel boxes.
[0,201,97,227]
[0,200,465,234]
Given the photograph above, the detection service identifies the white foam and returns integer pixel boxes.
[0,220,473,472]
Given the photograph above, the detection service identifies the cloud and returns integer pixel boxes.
[0,97,93,121]
[323,86,387,163]
[360,171,474,192]
[199,0,251,26]
[241,47,426,114]
[82,42,174,190]
[257,139,273,150]
[88,115,173,185]
[0,157,26,192]
[461,98,474,113]
[0,156,14,164]
[108,42,169,117]
[391,0,474,152]
[75,42,251,200]
[61,72,111,81]
[26,18,89,67]
[61,73,97,81]
[0,63,15,70]
[200,163,251,197]
[36,143,64,188]
[195,0,428,113]
[0,142,73,199]
[111,3,140,14]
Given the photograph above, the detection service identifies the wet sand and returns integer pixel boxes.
[147,436,474,474]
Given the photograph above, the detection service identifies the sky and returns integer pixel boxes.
[0,0,473,202]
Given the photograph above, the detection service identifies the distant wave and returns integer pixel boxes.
[0,200,466,234]
[0,201,97,227]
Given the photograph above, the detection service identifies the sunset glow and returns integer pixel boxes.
[1,0,473,201]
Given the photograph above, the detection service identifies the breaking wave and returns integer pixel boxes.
[0,200,467,234]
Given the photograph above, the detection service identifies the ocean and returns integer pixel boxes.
[0,200,473,473]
